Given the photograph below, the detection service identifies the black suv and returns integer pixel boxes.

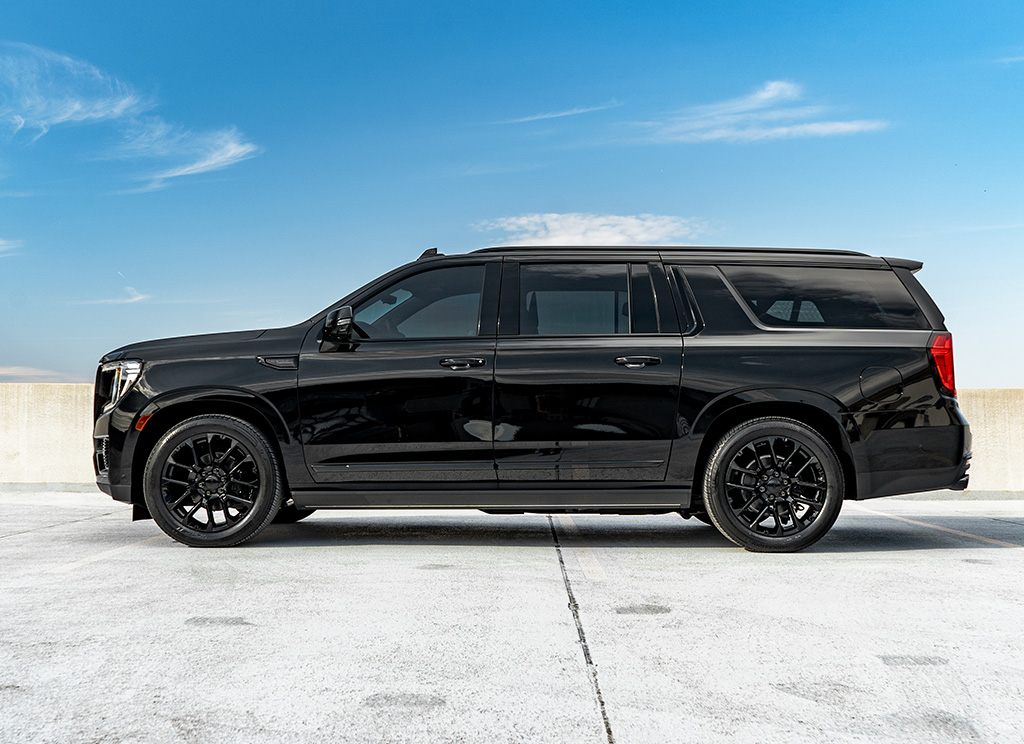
[93,246,971,551]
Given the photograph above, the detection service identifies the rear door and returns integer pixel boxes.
[493,257,682,489]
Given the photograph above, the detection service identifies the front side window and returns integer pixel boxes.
[721,265,928,330]
[353,264,485,339]
[519,263,629,335]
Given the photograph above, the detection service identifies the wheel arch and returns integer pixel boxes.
[130,389,291,506]
[689,390,857,504]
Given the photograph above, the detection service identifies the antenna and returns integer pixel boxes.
[418,247,441,259]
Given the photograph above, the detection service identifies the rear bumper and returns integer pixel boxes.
[853,422,972,500]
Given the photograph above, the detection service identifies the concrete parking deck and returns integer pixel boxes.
[1,489,1022,743]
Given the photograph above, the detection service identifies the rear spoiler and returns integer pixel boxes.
[883,257,923,274]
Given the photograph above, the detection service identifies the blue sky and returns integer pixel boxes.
[1,0,1022,386]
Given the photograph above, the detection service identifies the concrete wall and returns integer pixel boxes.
[1,384,95,483]
[0,383,1021,490]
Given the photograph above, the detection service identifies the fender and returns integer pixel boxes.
[669,386,855,487]
[137,386,294,444]
[690,386,847,437]
[119,386,308,506]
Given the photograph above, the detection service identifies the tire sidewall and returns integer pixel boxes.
[704,418,844,552]
[143,416,282,547]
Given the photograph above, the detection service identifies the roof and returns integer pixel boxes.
[471,245,870,257]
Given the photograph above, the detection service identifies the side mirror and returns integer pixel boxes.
[324,306,354,340]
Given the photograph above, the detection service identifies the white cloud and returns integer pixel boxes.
[119,120,261,190]
[82,286,150,304]
[0,42,259,188]
[495,101,622,124]
[0,238,22,255]
[638,81,887,143]
[0,366,86,382]
[477,212,702,246]
[0,42,148,137]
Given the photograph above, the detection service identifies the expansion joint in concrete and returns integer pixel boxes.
[547,515,615,744]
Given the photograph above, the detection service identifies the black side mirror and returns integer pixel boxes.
[324,306,354,340]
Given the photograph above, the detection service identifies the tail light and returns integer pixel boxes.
[929,332,956,396]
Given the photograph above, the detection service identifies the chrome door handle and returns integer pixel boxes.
[440,357,486,370]
[615,355,661,369]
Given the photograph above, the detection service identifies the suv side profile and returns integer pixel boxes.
[93,246,971,552]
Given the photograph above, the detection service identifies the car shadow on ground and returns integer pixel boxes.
[244,513,1024,553]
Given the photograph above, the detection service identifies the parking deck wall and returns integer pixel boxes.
[1,383,1021,490]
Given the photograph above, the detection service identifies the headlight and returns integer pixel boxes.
[100,360,143,412]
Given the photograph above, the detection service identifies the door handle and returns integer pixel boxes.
[615,355,661,369]
[440,357,486,370]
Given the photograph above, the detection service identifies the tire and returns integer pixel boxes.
[702,417,844,552]
[273,503,317,524]
[143,415,283,547]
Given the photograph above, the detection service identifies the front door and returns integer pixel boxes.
[298,261,499,487]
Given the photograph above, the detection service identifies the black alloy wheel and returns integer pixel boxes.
[144,415,282,547]
[702,417,844,552]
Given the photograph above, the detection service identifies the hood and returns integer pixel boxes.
[99,328,270,364]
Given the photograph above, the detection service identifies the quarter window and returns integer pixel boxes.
[721,265,928,330]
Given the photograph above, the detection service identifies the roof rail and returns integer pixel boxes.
[472,245,869,257]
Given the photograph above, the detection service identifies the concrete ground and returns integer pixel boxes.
[1,488,1022,744]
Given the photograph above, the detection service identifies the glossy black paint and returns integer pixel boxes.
[93,246,971,515]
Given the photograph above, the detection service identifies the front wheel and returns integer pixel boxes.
[143,415,283,547]
[702,417,844,552]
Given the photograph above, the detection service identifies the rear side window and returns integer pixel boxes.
[720,266,928,330]
[520,263,628,335]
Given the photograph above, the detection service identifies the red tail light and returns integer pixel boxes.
[929,332,956,396]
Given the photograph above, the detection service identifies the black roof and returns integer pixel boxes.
[472,245,869,257]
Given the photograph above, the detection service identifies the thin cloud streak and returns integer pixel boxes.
[81,286,150,304]
[478,212,703,246]
[495,101,621,124]
[0,42,149,137]
[0,238,22,256]
[637,81,888,144]
[0,42,259,188]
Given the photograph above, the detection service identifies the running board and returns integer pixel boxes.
[291,488,690,510]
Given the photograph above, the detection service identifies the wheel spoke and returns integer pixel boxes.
[748,504,771,527]
[228,456,254,476]
[169,491,194,510]
[792,496,820,507]
[216,441,240,465]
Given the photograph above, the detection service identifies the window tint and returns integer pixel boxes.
[671,265,754,335]
[721,265,927,330]
[520,263,629,335]
[630,264,659,334]
[353,265,485,339]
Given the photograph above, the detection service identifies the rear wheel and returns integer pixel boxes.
[702,417,844,552]
[143,415,283,547]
